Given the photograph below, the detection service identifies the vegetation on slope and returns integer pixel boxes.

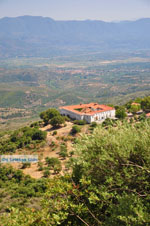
[0,126,46,154]
[0,165,48,214]
[1,119,150,225]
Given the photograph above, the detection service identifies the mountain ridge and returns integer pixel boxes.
[0,16,150,58]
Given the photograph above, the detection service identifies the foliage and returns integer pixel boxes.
[69,151,74,157]
[21,162,31,169]
[50,115,65,128]
[71,125,81,135]
[129,117,134,124]
[68,121,150,225]
[129,104,141,114]
[43,169,50,178]
[74,120,86,125]
[50,141,55,147]
[0,165,48,215]
[52,130,57,136]
[54,165,62,174]
[1,120,150,225]
[59,144,68,159]
[32,130,47,140]
[90,122,97,128]
[45,157,61,169]
[0,127,46,154]
[38,161,44,171]
[141,96,150,111]
[30,121,40,128]
[116,106,127,119]
[63,116,70,121]
[138,113,146,121]
[40,108,60,125]
[102,118,117,127]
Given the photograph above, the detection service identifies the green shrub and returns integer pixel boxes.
[50,141,55,147]
[71,125,81,134]
[52,131,57,136]
[63,116,70,121]
[69,151,74,157]
[1,127,47,154]
[38,162,44,171]
[90,122,97,128]
[63,137,68,142]
[59,150,68,159]
[138,113,146,121]
[59,144,68,159]
[13,186,35,198]
[102,118,116,127]
[43,169,50,178]
[54,165,62,174]
[74,120,86,125]
[50,115,65,128]
[116,106,127,119]
[32,130,47,141]
[129,118,134,123]
[30,122,39,128]
[45,157,61,169]
[21,162,31,169]
[40,108,60,125]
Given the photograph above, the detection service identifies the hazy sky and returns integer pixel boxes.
[0,0,150,21]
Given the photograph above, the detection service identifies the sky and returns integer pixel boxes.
[0,0,150,21]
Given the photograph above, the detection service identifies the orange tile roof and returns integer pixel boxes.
[131,102,140,106]
[59,103,115,116]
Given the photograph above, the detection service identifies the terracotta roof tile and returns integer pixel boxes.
[59,103,115,116]
[131,102,140,106]
[146,113,150,117]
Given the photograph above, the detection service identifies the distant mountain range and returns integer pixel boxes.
[0,16,150,58]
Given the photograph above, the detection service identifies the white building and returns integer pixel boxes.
[59,103,116,123]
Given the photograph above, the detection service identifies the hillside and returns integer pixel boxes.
[0,110,150,225]
[1,16,150,58]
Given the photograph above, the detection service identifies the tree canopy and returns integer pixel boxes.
[50,115,65,128]
[141,96,150,111]
[40,108,60,125]
[116,106,127,119]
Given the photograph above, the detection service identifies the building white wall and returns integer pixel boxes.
[60,108,116,123]
[90,110,116,123]
[60,109,83,120]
